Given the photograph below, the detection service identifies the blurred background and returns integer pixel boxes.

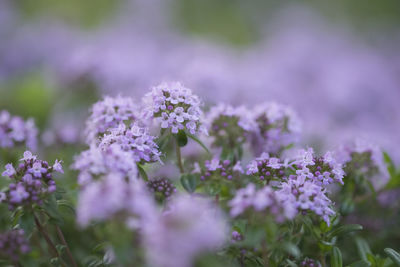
[1,0,400,161]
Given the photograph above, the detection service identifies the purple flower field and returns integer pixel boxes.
[1,1,400,266]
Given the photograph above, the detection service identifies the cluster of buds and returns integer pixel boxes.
[196,158,244,181]
[205,104,256,148]
[231,231,244,242]
[246,153,288,182]
[1,151,63,210]
[146,178,177,202]
[0,229,30,262]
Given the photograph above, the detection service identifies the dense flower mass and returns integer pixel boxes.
[143,82,205,135]
[251,102,302,155]
[72,143,139,185]
[0,110,38,150]
[85,96,139,144]
[99,123,161,164]
[1,151,63,210]
[0,229,30,262]
[205,104,256,147]
[276,175,335,225]
[142,195,227,267]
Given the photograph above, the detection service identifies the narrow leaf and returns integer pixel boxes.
[384,248,400,266]
[355,237,371,261]
[331,246,343,267]
[327,224,363,239]
[137,164,149,181]
[180,174,198,193]
[175,130,188,147]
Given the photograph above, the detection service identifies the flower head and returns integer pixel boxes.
[0,229,30,262]
[143,82,206,135]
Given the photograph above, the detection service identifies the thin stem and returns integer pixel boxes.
[55,226,78,267]
[33,214,63,263]
[175,142,184,174]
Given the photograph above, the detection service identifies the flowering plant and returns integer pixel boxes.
[0,83,399,267]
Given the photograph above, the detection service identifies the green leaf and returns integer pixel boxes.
[137,164,149,181]
[327,224,363,239]
[331,246,343,267]
[18,211,35,236]
[187,132,210,154]
[383,152,396,178]
[384,248,400,266]
[180,174,198,193]
[43,195,64,226]
[355,237,371,261]
[175,130,188,147]
[283,243,301,259]
[346,260,371,267]
[157,130,171,150]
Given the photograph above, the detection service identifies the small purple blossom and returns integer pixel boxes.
[0,110,38,150]
[0,229,31,263]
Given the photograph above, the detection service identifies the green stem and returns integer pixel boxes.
[33,214,65,266]
[55,225,78,267]
[175,142,184,174]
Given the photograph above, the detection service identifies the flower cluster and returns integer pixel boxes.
[205,104,256,147]
[229,183,297,222]
[85,96,139,143]
[1,151,63,210]
[99,123,161,164]
[77,174,157,227]
[294,148,345,186]
[251,102,302,155]
[72,144,138,185]
[277,176,335,225]
[143,82,205,135]
[231,230,243,242]
[246,152,288,182]
[142,195,227,267]
[147,177,177,202]
[0,110,38,150]
[335,139,389,189]
[196,158,244,181]
[0,229,30,262]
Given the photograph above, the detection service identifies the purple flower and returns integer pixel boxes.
[53,159,64,174]
[0,229,31,262]
[2,163,16,177]
[29,162,47,178]
[142,195,227,267]
[0,110,38,150]
[9,184,29,203]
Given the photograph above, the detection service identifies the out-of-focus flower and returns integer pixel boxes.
[251,102,301,155]
[72,143,139,186]
[143,82,206,135]
[0,229,30,263]
[300,258,321,267]
[0,110,38,150]
[335,139,389,189]
[77,174,157,227]
[143,195,227,267]
[1,151,62,210]
[229,183,297,222]
[205,104,256,148]
[85,96,140,144]
[198,158,244,181]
